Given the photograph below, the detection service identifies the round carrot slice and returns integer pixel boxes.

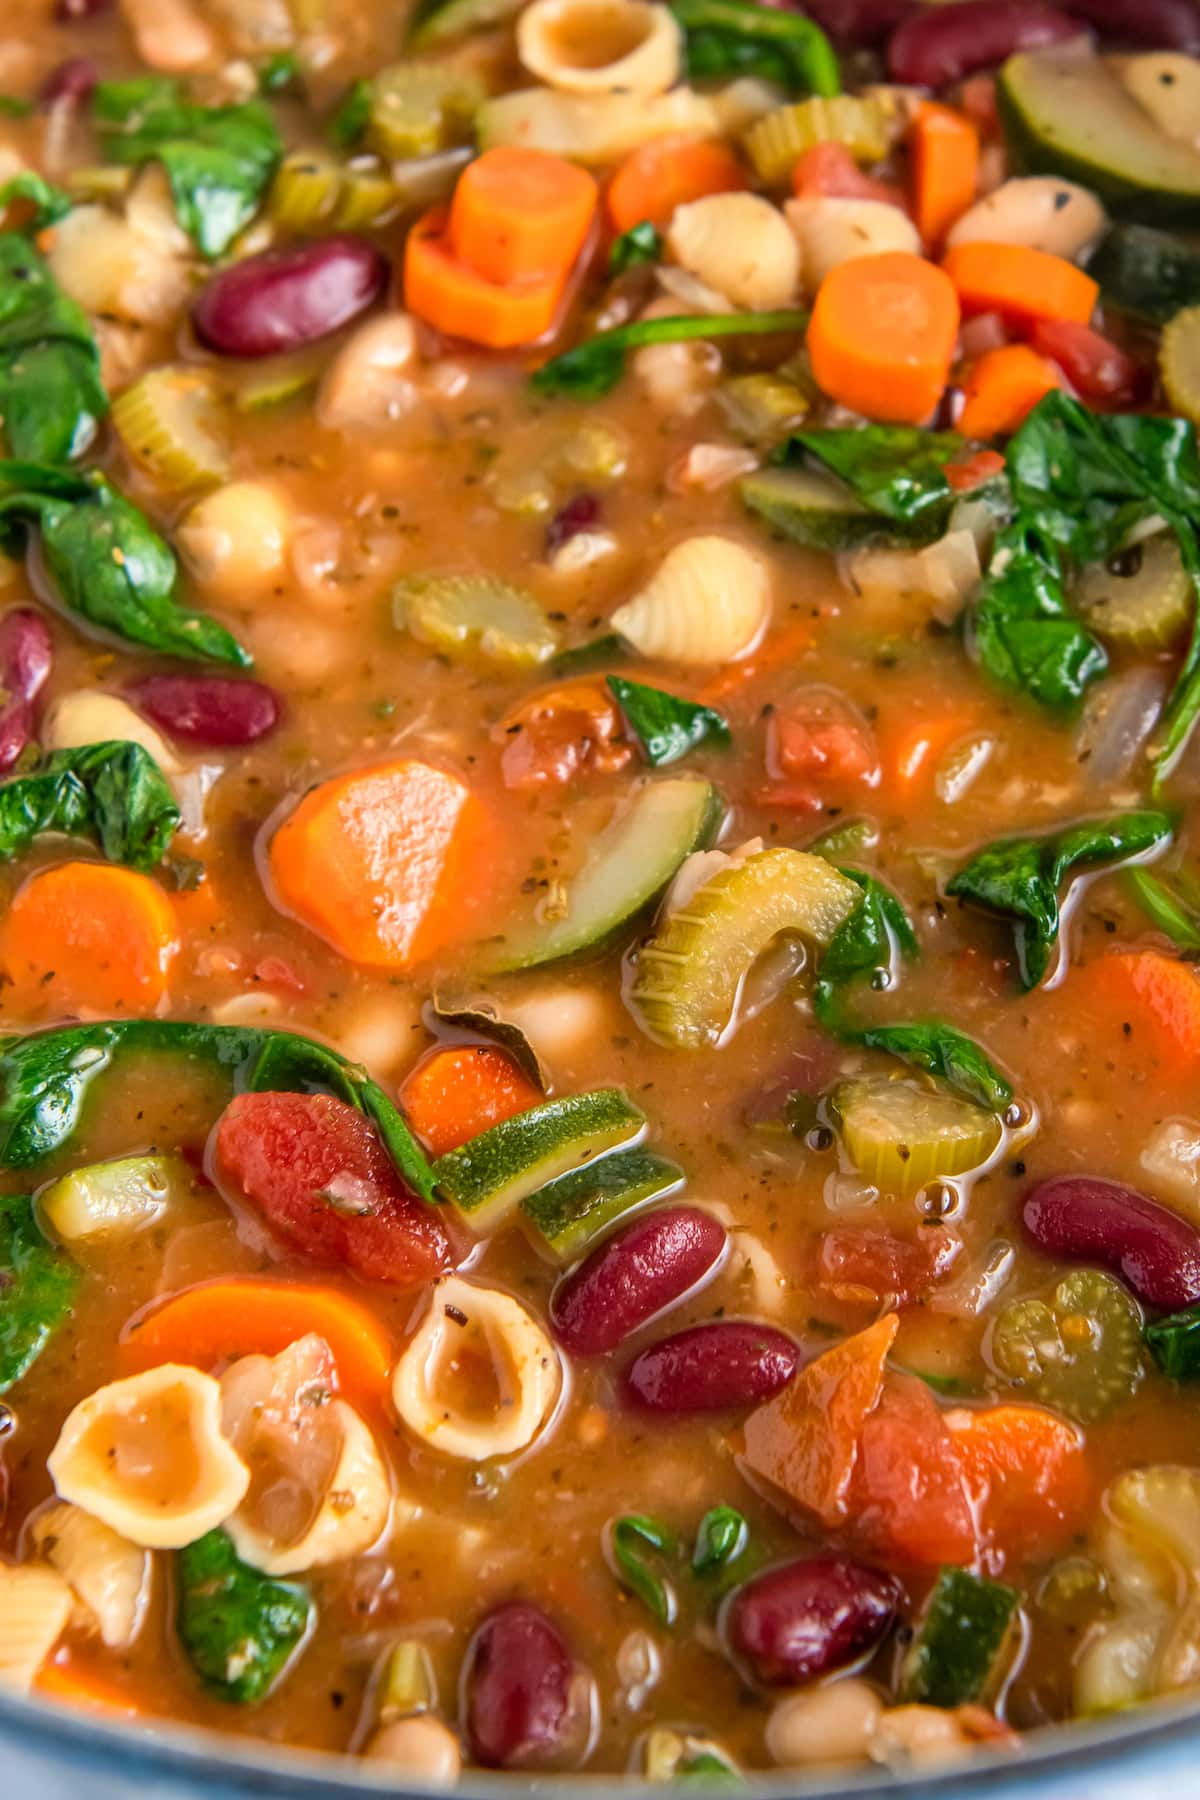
[607,135,746,234]
[808,251,960,425]
[400,1045,542,1156]
[0,861,178,1014]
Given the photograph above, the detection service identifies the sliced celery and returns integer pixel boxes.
[991,1268,1144,1423]
[832,1074,1001,1194]
[744,93,899,185]
[394,573,560,669]
[268,149,341,232]
[111,368,231,492]
[717,372,810,447]
[1074,534,1193,649]
[36,1153,182,1241]
[366,62,483,159]
[629,847,859,1050]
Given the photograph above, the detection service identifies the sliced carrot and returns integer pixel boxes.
[119,1276,395,1408]
[741,1313,897,1526]
[269,756,482,972]
[607,135,746,235]
[449,146,597,287]
[808,252,960,425]
[910,101,979,247]
[946,1401,1091,1558]
[848,1372,979,1566]
[944,446,1005,491]
[405,208,566,349]
[958,343,1061,440]
[942,241,1099,331]
[35,1655,147,1720]
[0,861,177,1014]
[1071,950,1200,1073]
[881,705,979,790]
[400,1044,542,1156]
[792,142,904,207]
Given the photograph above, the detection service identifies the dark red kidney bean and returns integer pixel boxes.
[1069,0,1200,46]
[128,674,280,747]
[192,236,389,359]
[797,0,915,44]
[0,609,51,773]
[463,1601,573,1769]
[545,493,600,558]
[39,58,97,106]
[54,0,112,17]
[887,0,1081,85]
[1023,1174,1200,1309]
[624,1321,799,1412]
[550,1205,726,1356]
[723,1557,901,1688]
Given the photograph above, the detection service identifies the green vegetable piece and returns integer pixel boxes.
[0,1021,436,1201]
[0,462,251,667]
[832,1074,1002,1195]
[37,1152,180,1242]
[551,632,627,676]
[946,809,1174,989]
[394,572,559,669]
[0,740,179,870]
[739,464,877,552]
[668,0,839,96]
[0,234,106,464]
[0,97,31,119]
[813,869,917,1028]
[92,79,282,258]
[788,425,962,542]
[0,173,73,229]
[1146,1299,1200,1379]
[328,78,371,147]
[1074,533,1193,649]
[531,310,810,401]
[644,1730,742,1785]
[433,1088,645,1230]
[902,1566,1020,1708]
[1087,223,1200,326]
[609,221,663,274]
[849,1021,1012,1112]
[0,1193,78,1394]
[607,676,730,768]
[692,1506,748,1576]
[1125,866,1200,949]
[176,1529,312,1703]
[611,1514,678,1624]
[807,816,878,862]
[257,52,299,94]
[521,1146,684,1262]
[991,1269,1144,1424]
[366,61,482,158]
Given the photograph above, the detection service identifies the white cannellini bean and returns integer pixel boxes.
[667,193,801,311]
[43,690,182,774]
[501,983,611,1068]
[364,1715,463,1779]
[177,481,292,596]
[767,1679,883,1767]
[318,315,421,432]
[48,207,191,326]
[945,177,1106,260]
[119,0,217,70]
[786,196,920,293]
[517,0,682,97]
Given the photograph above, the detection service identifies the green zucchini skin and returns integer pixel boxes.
[997,50,1200,224]
[740,466,880,552]
[1087,224,1200,325]
[521,1146,685,1261]
[901,1566,1021,1708]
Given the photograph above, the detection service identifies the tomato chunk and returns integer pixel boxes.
[214,1091,452,1287]
[1029,319,1138,406]
[847,1372,979,1567]
[817,1226,960,1307]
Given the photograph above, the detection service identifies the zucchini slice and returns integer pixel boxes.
[998,48,1200,222]
[831,1074,1001,1195]
[1087,223,1200,325]
[489,777,723,973]
[901,1566,1021,1708]
[739,465,877,552]
[521,1146,685,1262]
[432,1088,645,1230]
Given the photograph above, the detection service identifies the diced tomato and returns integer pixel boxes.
[847,1373,980,1567]
[792,143,905,208]
[944,448,1005,492]
[767,689,878,792]
[1029,320,1138,406]
[214,1091,452,1287]
[817,1226,960,1307]
[496,678,633,791]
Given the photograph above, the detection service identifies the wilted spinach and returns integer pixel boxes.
[0,233,106,464]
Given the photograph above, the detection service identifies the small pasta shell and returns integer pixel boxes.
[667,194,800,311]
[43,691,181,774]
[0,1564,73,1694]
[784,196,920,293]
[517,0,681,98]
[945,176,1106,261]
[392,1277,561,1461]
[477,84,721,163]
[47,1365,250,1551]
[30,1503,151,1650]
[220,1336,391,1576]
[610,535,771,664]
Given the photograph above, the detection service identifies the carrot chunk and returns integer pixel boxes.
[0,861,177,1014]
[946,1401,1091,1557]
[1072,950,1200,1073]
[607,135,746,234]
[449,146,597,287]
[741,1313,897,1525]
[942,241,1099,331]
[957,343,1062,440]
[807,252,960,424]
[405,208,568,348]
[268,756,482,971]
[400,1044,542,1156]
[909,101,979,247]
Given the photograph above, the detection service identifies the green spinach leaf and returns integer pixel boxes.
[0,234,106,464]
[328,78,371,148]
[1125,866,1200,950]
[93,78,281,258]
[1146,1300,1200,1380]
[608,220,662,275]
[0,740,179,869]
[0,1193,78,1394]
[788,425,963,538]
[176,1529,312,1703]
[0,462,251,666]
[531,310,809,400]
[607,675,730,767]
[0,173,73,229]
[850,1021,1013,1111]
[946,809,1175,988]
[0,1019,436,1201]
[667,0,839,94]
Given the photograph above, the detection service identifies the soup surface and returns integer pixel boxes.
[5,0,1200,1782]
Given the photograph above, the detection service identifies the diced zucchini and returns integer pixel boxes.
[433,1088,645,1230]
[1073,533,1192,649]
[744,93,899,185]
[1161,305,1200,429]
[739,465,878,551]
[831,1074,1001,1195]
[0,1194,78,1395]
[111,368,231,492]
[901,1566,1020,1708]
[366,62,483,159]
[717,373,810,448]
[521,1146,685,1261]
[489,777,723,973]
[1086,223,1200,325]
[394,573,560,670]
[176,1529,312,1705]
[36,1153,180,1241]
[630,847,860,1050]
[231,346,327,413]
[991,1268,1144,1424]
[998,48,1200,222]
